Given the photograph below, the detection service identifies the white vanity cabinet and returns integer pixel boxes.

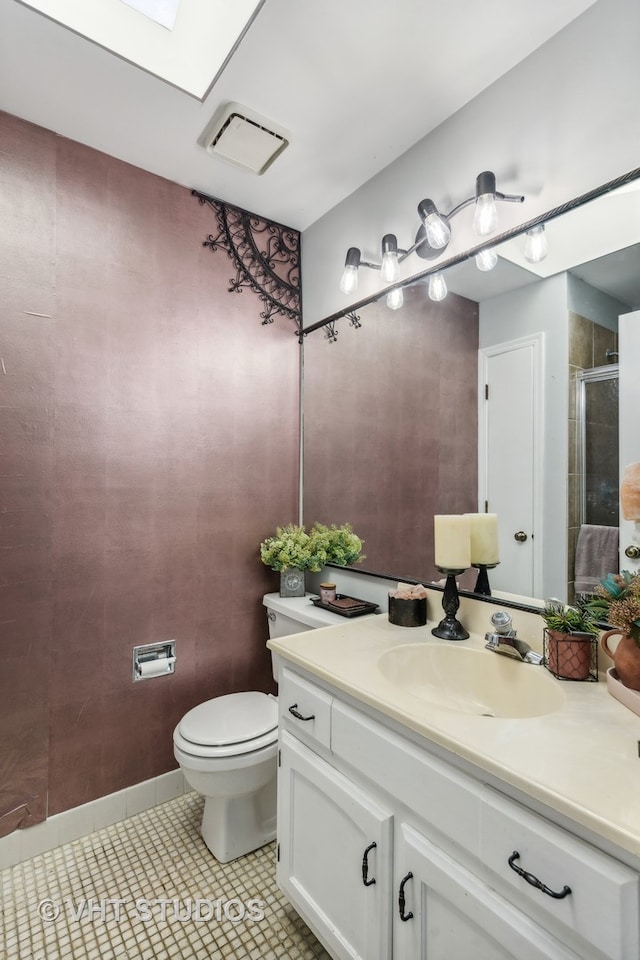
[276,664,640,960]
[394,822,583,960]
[278,732,393,960]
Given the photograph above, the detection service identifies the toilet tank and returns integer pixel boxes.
[263,593,347,638]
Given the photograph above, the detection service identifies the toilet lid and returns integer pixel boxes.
[178,692,278,747]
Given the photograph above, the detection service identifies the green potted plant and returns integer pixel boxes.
[259,522,364,597]
[259,523,322,597]
[308,522,364,568]
[540,599,597,680]
[583,571,640,690]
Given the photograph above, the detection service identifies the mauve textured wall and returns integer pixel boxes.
[0,112,300,831]
[304,283,478,582]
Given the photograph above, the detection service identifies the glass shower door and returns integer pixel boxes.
[578,365,619,526]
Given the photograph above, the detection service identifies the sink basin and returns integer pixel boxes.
[377,644,565,718]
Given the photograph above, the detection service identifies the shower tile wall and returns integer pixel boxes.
[0,111,300,836]
[567,311,618,599]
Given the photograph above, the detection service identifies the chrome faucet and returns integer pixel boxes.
[485,611,543,664]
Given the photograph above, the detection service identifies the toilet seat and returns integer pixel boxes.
[175,691,278,759]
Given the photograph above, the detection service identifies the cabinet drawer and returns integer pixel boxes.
[279,668,332,750]
[481,788,639,960]
[332,700,482,856]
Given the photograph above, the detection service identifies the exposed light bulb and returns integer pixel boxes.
[417,199,451,251]
[380,234,400,283]
[524,224,548,263]
[428,272,447,302]
[424,213,451,250]
[386,287,404,310]
[473,193,499,236]
[339,246,361,295]
[339,264,359,295]
[475,248,498,272]
[381,250,400,283]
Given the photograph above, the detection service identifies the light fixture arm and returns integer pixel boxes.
[443,191,525,224]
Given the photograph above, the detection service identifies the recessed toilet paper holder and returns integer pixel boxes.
[133,640,176,681]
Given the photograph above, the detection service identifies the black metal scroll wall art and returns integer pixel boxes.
[193,190,301,334]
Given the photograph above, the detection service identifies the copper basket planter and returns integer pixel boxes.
[544,628,598,681]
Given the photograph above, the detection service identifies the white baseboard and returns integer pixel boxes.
[0,769,188,871]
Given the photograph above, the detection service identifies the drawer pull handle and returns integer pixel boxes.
[508,851,572,900]
[288,703,315,722]
[362,842,377,886]
[398,871,414,921]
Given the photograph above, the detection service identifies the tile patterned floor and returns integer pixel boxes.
[0,792,331,960]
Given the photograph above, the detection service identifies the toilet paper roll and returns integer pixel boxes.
[137,656,176,679]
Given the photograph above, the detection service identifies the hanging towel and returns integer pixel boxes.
[574,524,619,595]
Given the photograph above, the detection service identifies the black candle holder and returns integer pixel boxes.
[472,562,500,597]
[431,567,469,640]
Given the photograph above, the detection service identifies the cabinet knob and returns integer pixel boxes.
[514,531,528,543]
[625,544,640,560]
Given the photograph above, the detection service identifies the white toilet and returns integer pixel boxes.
[173,593,342,862]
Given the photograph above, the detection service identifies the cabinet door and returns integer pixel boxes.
[395,823,583,960]
[278,731,393,960]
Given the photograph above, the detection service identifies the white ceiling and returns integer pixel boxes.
[0,0,596,231]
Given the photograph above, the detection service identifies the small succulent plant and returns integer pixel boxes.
[540,598,597,636]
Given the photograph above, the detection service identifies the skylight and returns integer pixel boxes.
[121,0,181,31]
[20,0,265,99]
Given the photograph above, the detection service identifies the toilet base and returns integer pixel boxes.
[200,775,277,863]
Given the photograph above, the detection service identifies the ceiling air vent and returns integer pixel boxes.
[202,103,289,176]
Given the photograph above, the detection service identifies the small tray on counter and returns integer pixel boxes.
[606,667,640,718]
[310,594,379,618]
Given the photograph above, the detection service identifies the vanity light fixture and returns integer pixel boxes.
[339,171,525,302]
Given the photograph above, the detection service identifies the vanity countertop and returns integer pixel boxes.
[268,614,640,861]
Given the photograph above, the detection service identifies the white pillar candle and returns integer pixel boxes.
[465,513,499,564]
[434,515,471,569]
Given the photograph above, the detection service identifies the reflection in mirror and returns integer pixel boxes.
[303,284,479,590]
[302,174,640,607]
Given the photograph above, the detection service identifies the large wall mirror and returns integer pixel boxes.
[302,170,640,607]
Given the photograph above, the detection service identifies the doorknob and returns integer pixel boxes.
[625,545,640,560]
[514,531,528,543]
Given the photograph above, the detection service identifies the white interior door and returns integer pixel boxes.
[619,311,640,573]
[479,335,543,598]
